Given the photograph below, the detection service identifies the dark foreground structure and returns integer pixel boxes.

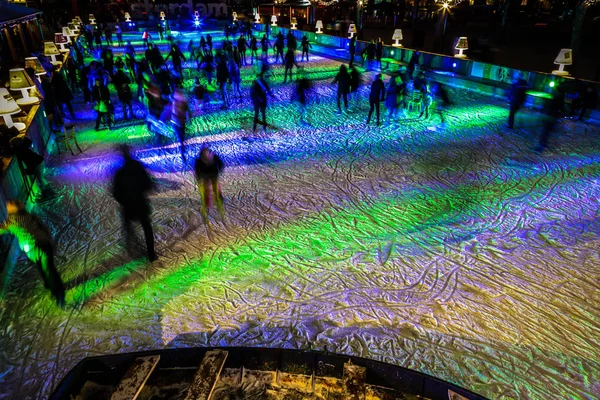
[51,347,487,399]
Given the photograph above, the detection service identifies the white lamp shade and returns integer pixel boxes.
[67,23,78,32]
[160,11,166,20]
[9,68,35,90]
[125,12,131,20]
[62,26,73,37]
[232,12,237,19]
[55,33,67,44]
[25,57,46,76]
[291,17,297,24]
[348,24,357,34]
[392,29,403,41]
[315,20,323,29]
[455,37,468,50]
[271,15,277,23]
[554,49,572,65]
[0,88,21,115]
[44,41,60,56]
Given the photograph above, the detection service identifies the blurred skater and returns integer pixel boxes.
[251,73,271,133]
[194,146,225,222]
[0,200,65,307]
[295,67,312,123]
[171,88,190,163]
[112,145,157,262]
[535,89,563,153]
[507,74,528,129]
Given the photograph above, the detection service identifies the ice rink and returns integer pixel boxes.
[0,39,599,399]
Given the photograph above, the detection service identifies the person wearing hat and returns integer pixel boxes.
[0,200,65,307]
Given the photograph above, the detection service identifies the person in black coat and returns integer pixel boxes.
[275,32,285,64]
[0,200,65,307]
[112,145,157,261]
[10,135,52,196]
[375,38,383,68]
[535,88,564,152]
[52,67,75,119]
[237,35,248,65]
[194,146,225,221]
[216,58,230,108]
[507,75,528,129]
[41,74,63,129]
[296,68,312,123]
[250,36,258,64]
[166,43,186,76]
[349,36,356,67]
[349,65,361,107]
[367,74,385,125]
[333,64,350,113]
[251,74,271,133]
[113,67,134,120]
[283,48,299,84]
[407,51,420,80]
[300,35,312,62]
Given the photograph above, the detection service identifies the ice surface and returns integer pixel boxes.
[0,51,599,400]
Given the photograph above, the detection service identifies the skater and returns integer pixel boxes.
[207,34,213,53]
[142,30,151,48]
[332,64,350,113]
[200,51,215,86]
[385,76,400,122]
[407,51,420,80]
[300,35,312,62]
[296,68,312,123]
[349,36,356,67]
[250,35,258,64]
[194,146,225,222]
[171,88,189,163]
[52,66,75,119]
[286,31,297,52]
[9,135,52,197]
[260,34,270,58]
[367,74,385,125]
[535,89,564,152]
[113,65,134,120]
[216,57,230,108]
[349,65,361,108]
[507,74,528,129]
[283,48,299,83]
[250,73,271,133]
[375,38,383,69]
[275,32,285,64]
[571,85,598,122]
[229,60,242,99]
[115,24,123,46]
[104,24,113,46]
[166,42,186,77]
[419,81,433,119]
[237,35,248,65]
[0,200,65,307]
[366,40,375,70]
[188,39,197,61]
[112,145,157,262]
[94,27,103,49]
[92,78,112,130]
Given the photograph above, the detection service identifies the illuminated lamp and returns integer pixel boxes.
[89,14,96,25]
[24,57,46,80]
[9,68,40,106]
[43,42,62,65]
[454,36,468,58]
[125,12,132,23]
[160,11,166,21]
[254,13,261,23]
[552,49,572,76]
[67,22,79,36]
[232,12,238,22]
[315,20,323,33]
[291,17,297,30]
[348,23,357,39]
[0,88,26,132]
[54,33,69,52]
[392,29,403,47]
[271,15,277,27]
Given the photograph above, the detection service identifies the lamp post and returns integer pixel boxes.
[357,0,364,31]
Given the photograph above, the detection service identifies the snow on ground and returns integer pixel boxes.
[0,40,599,399]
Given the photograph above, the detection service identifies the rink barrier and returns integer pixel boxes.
[0,103,52,276]
[256,24,600,117]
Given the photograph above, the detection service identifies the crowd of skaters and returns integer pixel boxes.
[1,20,598,308]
